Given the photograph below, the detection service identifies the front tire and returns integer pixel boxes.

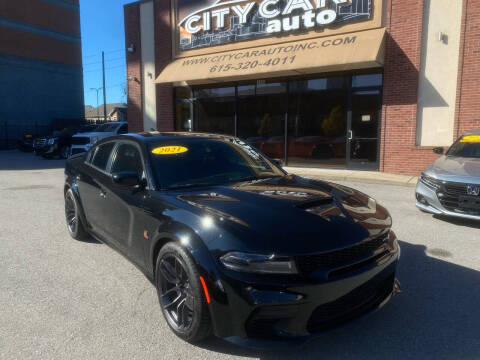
[64,189,90,241]
[156,242,212,343]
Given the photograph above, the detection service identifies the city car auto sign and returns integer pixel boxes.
[177,0,372,50]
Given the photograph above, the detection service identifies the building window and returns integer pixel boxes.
[194,87,235,136]
[175,87,192,132]
[174,72,383,170]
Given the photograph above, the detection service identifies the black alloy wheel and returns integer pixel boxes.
[64,189,89,240]
[156,242,211,342]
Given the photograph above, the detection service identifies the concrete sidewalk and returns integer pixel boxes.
[284,166,419,187]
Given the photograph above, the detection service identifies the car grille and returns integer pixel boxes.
[71,137,90,145]
[306,274,394,333]
[296,232,389,277]
[34,138,46,147]
[439,181,480,215]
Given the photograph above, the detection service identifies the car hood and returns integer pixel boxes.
[425,155,480,185]
[166,175,392,255]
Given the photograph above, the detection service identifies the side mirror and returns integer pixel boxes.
[112,171,140,187]
[433,147,444,155]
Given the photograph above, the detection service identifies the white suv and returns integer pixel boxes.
[70,122,128,156]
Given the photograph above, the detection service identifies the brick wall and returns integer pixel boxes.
[454,0,480,138]
[380,0,440,175]
[124,3,143,133]
[154,0,174,132]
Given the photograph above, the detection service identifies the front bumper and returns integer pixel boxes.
[415,180,480,221]
[206,236,400,346]
[34,144,57,156]
[71,144,91,156]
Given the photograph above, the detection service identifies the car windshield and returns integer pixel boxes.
[148,137,285,190]
[78,125,97,133]
[96,123,119,132]
[446,135,480,159]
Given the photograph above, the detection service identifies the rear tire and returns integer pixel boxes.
[155,242,212,343]
[65,189,90,241]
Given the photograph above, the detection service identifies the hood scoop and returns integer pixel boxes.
[296,196,348,222]
[296,196,334,210]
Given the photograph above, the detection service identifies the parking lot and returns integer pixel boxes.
[1,150,479,360]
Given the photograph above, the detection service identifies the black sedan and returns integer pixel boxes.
[64,132,400,346]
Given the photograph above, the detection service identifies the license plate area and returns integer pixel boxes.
[458,195,480,209]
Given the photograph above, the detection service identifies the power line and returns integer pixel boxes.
[83,64,126,73]
[82,48,125,58]
[83,57,125,66]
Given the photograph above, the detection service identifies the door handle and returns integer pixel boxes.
[99,190,107,199]
[348,130,353,141]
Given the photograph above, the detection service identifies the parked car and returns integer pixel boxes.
[70,121,128,156]
[416,129,480,220]
[34,128,74,159]
[18,134,35,152]
[246,135,346,161]
[64,132,400,346]
[33,124,100,159]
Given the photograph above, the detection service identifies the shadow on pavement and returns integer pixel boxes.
[198,241,480,359]
[433,215,480,230]
[0,150,66,171]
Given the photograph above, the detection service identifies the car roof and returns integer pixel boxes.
[461,129,480,136]
[113,131,238,144]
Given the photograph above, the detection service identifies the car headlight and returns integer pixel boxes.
[220,252,298,274]
[90,136,99,144]
[420,173,441,190]
[47,138,57,145]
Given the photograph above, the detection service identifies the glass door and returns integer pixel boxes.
[347,89,382,170]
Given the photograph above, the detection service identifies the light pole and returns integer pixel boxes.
[90,87,103,121]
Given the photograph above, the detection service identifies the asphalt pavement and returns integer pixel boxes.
[1,150,479,360]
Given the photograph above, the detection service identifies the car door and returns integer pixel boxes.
[102,141,148,267]
[76,141,116,240]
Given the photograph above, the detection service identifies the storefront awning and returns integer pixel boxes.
[156,28,386,85]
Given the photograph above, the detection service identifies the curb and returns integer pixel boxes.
[283,167,419,188]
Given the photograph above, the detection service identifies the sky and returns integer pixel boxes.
[80,0,134,107]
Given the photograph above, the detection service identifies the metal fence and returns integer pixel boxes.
[0,121,53,150]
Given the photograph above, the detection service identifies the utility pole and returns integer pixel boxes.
[90,87,102,119]
[102,51,107,122]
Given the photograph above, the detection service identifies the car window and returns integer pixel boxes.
[91,142,115,171]
[447,135,480,159]
[148,138,284,189]
[96,123,119,132]
[118,124,128,134]
[111,143,144,178]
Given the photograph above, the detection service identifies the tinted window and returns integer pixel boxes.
[111,144,143,177]
[91,142,115,171]
[148,138,284,190]
[352,74,383,88]
[118,124,128,134]
[97,123,120,132]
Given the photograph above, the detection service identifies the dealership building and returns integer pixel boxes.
[124,0,479,175]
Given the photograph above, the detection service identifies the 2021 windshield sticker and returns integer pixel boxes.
[152,146,189,155]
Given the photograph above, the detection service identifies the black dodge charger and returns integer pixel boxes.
[64,132,400,346]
